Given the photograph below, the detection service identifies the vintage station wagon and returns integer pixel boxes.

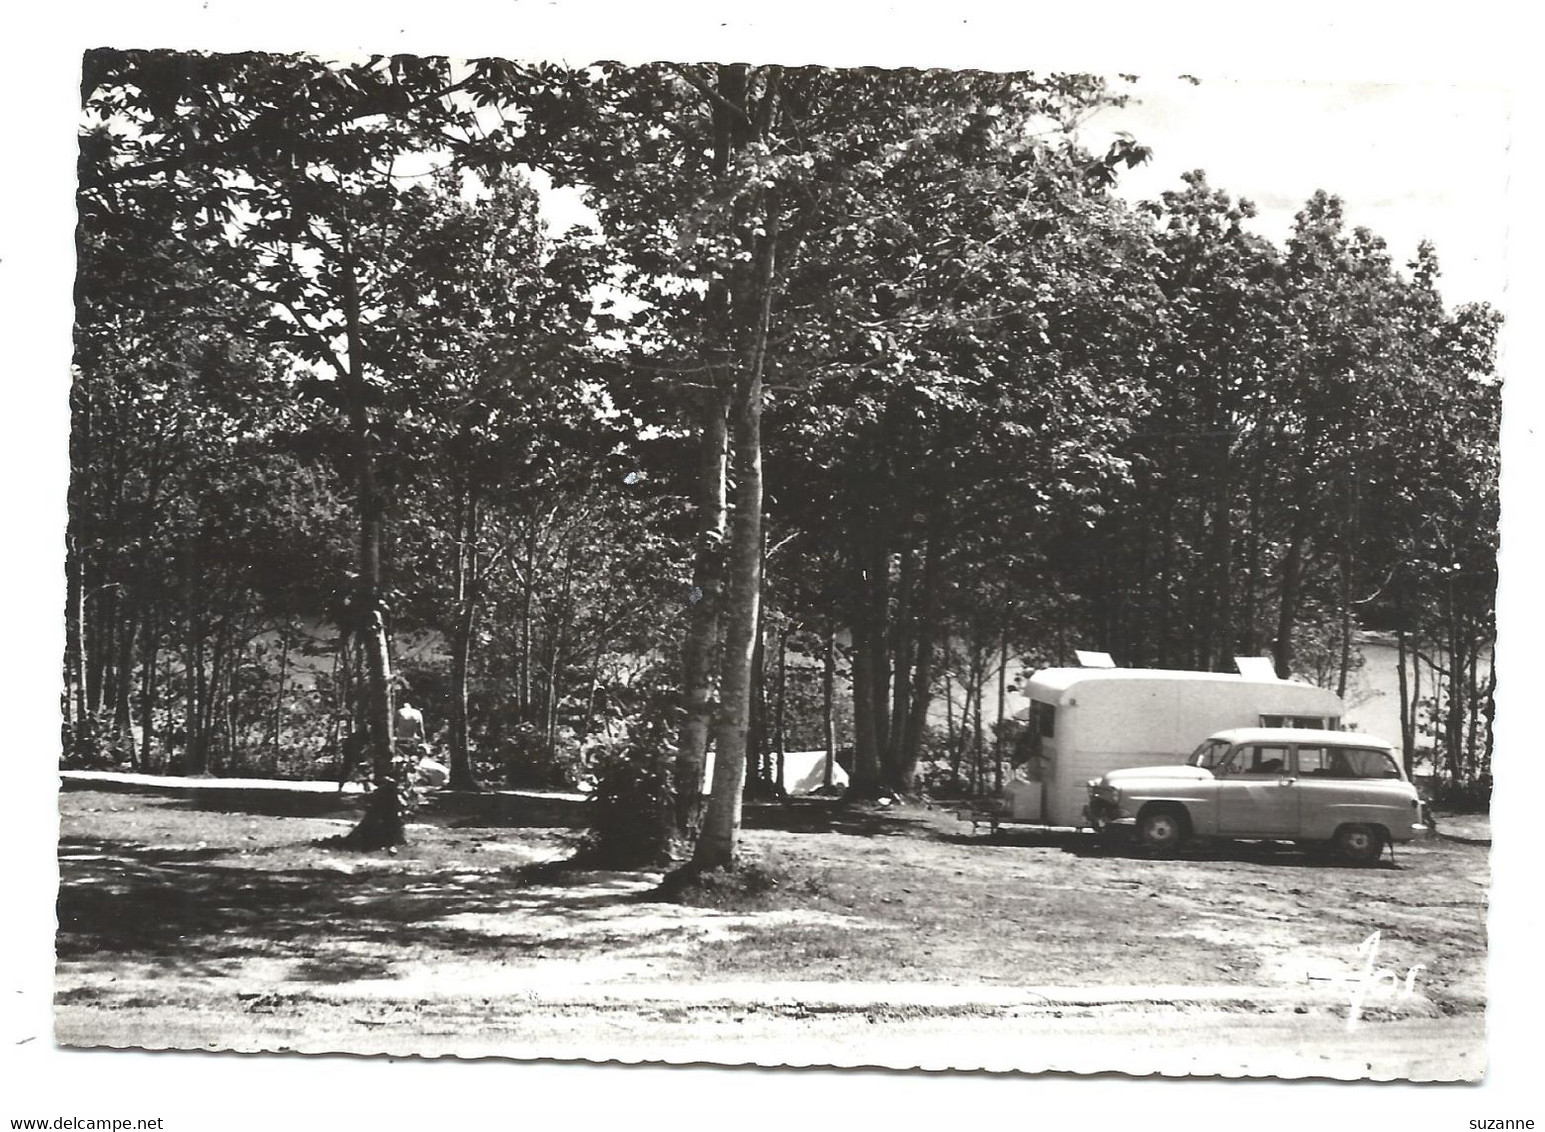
[1085,727,1426,863]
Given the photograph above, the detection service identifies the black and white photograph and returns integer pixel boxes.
[4,1,1540,1127]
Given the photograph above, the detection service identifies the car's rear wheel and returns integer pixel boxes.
[1334,823,1385,865]
[1136,807,1188,855]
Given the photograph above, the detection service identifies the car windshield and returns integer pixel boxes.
[1188,739,1230,770]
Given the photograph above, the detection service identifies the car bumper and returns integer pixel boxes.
[1085,796,1131,833]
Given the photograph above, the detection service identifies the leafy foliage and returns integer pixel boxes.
[70,51,1502,863]
[575,721,679,869]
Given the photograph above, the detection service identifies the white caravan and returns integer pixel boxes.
[996,667,1345,829]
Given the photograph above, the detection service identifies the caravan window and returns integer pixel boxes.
[1260,714,1340,730]
[1012,704,1053,781]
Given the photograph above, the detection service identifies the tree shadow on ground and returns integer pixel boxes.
[64,779,594,828]
[153,788,593,828]
[1060,836,1408,870]
[740,799,949,840]
[56,834,662,986]
[934,827,1091,851]
[174,789,367,819]
[433,791,591,829]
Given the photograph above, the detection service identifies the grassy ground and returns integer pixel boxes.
[54,783,1489,1078]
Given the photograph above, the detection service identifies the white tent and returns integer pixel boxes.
[699,748,848,795]
[780,749,848,794]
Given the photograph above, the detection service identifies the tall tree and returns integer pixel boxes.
[79,50,558,845]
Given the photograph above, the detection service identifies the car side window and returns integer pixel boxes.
[1315,746,1402,779]
[1297,746,1328,775]
[1220,744,1290,777]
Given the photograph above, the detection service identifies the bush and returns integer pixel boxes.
[574,729,677,869]
[61,712,136,771]
[1432,774,1492,813]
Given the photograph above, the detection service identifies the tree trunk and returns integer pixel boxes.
[202,632,226,773]
[1480,648,1496,777]
[348,602,401,847]
[887,541,916,771]
[822,625,837,790]
[543,543,576,761]
[969,650,985,795]
[1210,454,1235,670]
[994,627,1008,795]
[773,622,789,794]
[746,604,768,796]
[338,220,402,851]
[87,587,111,717]
[694,173,777,869]
[224,660,239,771]
[182,554,207,776]
[1412,636,1424,772]
[518,516,537,723]
[866,539,893,760]
[848,615,882,798]
[137,607,158,772]
[64,535,89,747]
[111,604,136,741]
[1272,505,1311,680]
[1335,476,1358,699]
[895,528,943,792]
[270,617,291,757]
[1240,444,1268,656]
[674,61,749,834]
[448,489,481,791]
[1396,609,1414,778]
[695,396,763,863]
[674,378,730,834]
[944,667,961,791]
[1464,636,1481,781]
[1444,603,1465,783]
[1157,484,1177,667]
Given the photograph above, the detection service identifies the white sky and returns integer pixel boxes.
[1089,76,1512,309]
[3,0,1542,1125]
[532,75,1516,313]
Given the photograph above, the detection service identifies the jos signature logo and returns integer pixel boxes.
[1345,930,1424,1031]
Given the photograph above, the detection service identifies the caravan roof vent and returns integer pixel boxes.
[1234,656,1279,680]
[1074,650,1116,668]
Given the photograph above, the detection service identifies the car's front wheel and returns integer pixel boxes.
[1334,823,1386,865]
[1136,806,1188,855]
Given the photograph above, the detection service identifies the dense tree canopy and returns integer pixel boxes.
[71,49,1502,862]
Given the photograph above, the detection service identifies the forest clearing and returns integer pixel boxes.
[55,781,1488,1078]
[57,48,1507,1097]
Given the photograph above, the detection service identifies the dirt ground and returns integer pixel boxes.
[54,780,1489,1080]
